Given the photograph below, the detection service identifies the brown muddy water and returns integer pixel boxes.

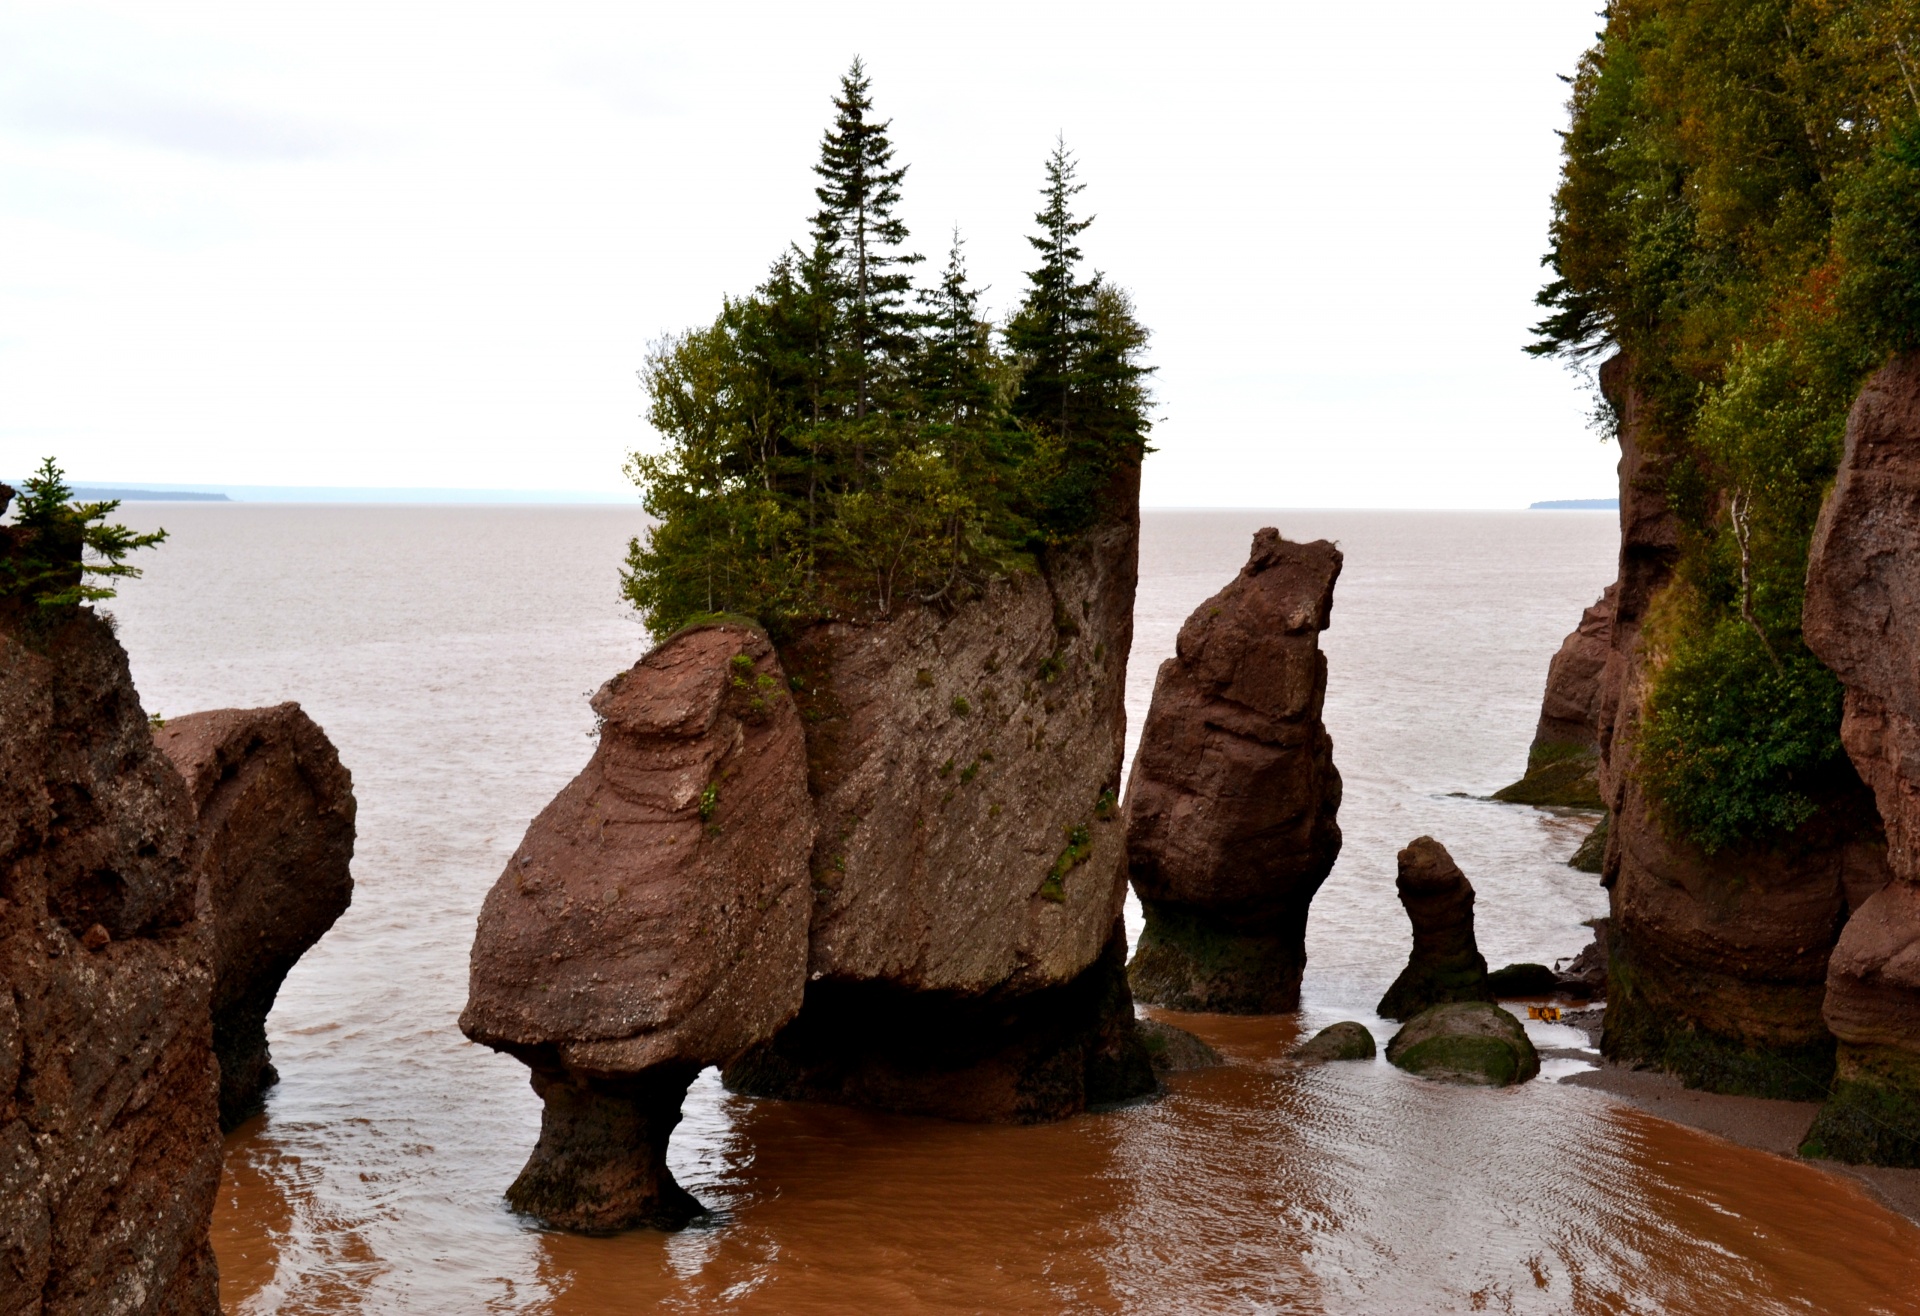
[106,506,1920,1314]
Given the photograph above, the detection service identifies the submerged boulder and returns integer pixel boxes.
[461,621,815,1231]
[1493,584,1613,809]
[1804,350,1920,1158]
[1293,1020,1376,1064]
[0,524,221,1312]
[1122,528,1343,1014]
[725,498,1156,1121]
[155,703,356,1130]
[1376,837,1491,1021]
[1485,963,1559,998]
[1137,1017,1223,1074]
[1387,1002,1539,1087]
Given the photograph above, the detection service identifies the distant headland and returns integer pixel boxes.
[1530,498,1619,510]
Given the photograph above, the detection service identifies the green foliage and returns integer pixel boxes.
[621,66,1153,640]
[698,782,720,824]
[1530,0,1920,849]
[1,458,168,610]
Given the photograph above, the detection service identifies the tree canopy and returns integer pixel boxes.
[1531,0,1920,851]
[622,62,1153,640]
[1,457,168,612]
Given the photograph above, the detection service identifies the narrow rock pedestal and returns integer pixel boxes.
[1124,528,1343,1014]
[1377,837,1491,1021]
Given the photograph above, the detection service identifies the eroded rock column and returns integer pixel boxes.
[156,703,356,1130]
[461,621,815,1230]
[1122,528,1343,1014]
[1377,837,1491,1020]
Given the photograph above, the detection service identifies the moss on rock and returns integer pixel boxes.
[1602,958,1836,1101]
[1386,1002,1539,1087]
[1127,902,1308,1015]
[1803,1043,1920,1166]
[1568,813,1608,873]
[1293,1020,1376,1063]
[1492,743,1603,810]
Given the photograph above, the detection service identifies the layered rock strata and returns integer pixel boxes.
[725,503,1156,1118]
[1121,529,1343,1013]
[462,622,815,1231]
[1568,357,1891,1098]
[1493,584,1614,809]
[1804,350,1920,1158]
[1,494,221,1311]
[155,704,355,1130]
[1376,837,1491,1021]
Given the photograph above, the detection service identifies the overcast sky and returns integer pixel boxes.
[1,1,1620,506]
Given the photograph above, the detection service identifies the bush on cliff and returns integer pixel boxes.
[1529,0,1920,851]
[621,62,1153,640]
[1,457,167,613]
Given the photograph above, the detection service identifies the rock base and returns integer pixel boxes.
[1127,902,1306,1014]
[1568,815,1608,873]
[1804,1044,1920,1166]
[724,929,1155,1122]
[1492,744,1603,809]
[1602,972,1835,1101]
[506,1064,704,1233]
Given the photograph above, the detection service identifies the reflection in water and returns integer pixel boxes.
[107,506,1920,1313]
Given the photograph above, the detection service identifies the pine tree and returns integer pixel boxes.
[811,57,921,421]
[918,229,998,428]
[1006,136,1097,438]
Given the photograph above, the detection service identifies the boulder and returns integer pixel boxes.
[1292,1020,1376,1063]
[154,704,355,1130]
[1376,837,1491,1021]
[1803,351,1920,1159]
[725,489,1156,1120]
[1485,963,1559,998]
[461,621,815,1231]
[1137,1018,1222,1073]
[1555,918,1609,998]
[1122,528,1343,1013]
[1567,814,1608,873]
[1493,584,1614,808]
[1386,1002,1539,1087]
[0,498,221,1313]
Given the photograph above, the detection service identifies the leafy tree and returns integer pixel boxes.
[1,457,168,610]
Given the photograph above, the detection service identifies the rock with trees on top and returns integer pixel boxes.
[1123,529,1343,1014]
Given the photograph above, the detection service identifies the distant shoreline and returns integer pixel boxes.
[1530,498,1619,510]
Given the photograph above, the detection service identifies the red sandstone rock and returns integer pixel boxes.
[1494,585,1615,809]
[154,703,355,1131]
[1824,881,1920,1053]
[1122,528,1343,1014]
[0,536,220,1313]
[461,621,814,1231]
[1376,837,1491,1020]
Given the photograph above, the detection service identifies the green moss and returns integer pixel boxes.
[1568,814,1608,873]
[1386,1002,1539,1087]
[1803,1044,1920,1166]
[1492,745,1602,809]
[1127,903,1307,1014]
[698,783,720,824]
[1603,960,1835,1101]
[1393,1035,1523,1086]
[950,695,971,717]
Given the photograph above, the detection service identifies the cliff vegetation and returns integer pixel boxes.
[1532,0,1920,851]
[621,60,1154,639]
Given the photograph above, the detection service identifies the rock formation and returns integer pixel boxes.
[1121,528,1343,1013]
[1803,350,1920,1158]
[1132,1018,1221,1074]
[1293,1021,1375,1063]
[1493,584,1614,809]
[154,704,355,1131]
[0,488,221,1311]
[462,621,815,1231]
[724,505,1155,1119]
[1376,837,1491,1021]
[1386,1002,1539,1087]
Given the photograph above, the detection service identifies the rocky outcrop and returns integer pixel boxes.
[1136,1018,1222,1073]
[724,499,1156,1121]
[1376,837,1491,1021]
[154,704,355,1131]
[461,622,815,1231]
[1559,356,1892,1098]
[1804,351,1920,1158]
[1293,1021,1375,1063]
[1387,1002,1539,1087]
[1121,529,1343,1013]
[1,495,221,1311]
[1493,584,1614,808]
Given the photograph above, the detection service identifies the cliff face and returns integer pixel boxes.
[1121,529,1343,1014]
[154,704,355,1131]
[462,622,815,1230]
[1804,351,1920,1161]
[1493,585,1613,809]
[725,493,1154,1120]
[0,596,220,1312]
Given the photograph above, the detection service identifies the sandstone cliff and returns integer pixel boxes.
[1,494,221,1312]
[462,622,814,1230]
[1120,528,1343,1013]
[1804,351,1920,1160]
[1493,585,1613,809]
[154,704,356,1131]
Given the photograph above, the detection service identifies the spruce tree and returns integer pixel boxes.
[1007,137,1097,438]
[811,58,921,421]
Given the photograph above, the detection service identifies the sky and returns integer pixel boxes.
[0,1,1621,507]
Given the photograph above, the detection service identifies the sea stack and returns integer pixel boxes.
[461,622,815,1231]
[1804,350,1920,1160]
[1376,837,1491,1021]
[1123,528,1343,1014]
[155,703,357,1130]
[1493,584,1613,808]
[0,486,222,1312]
[724,489,1155,1121]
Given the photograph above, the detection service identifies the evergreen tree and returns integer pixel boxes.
[917,230,999,428]
[1006,137,1097,438]
[811,57,921,421]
